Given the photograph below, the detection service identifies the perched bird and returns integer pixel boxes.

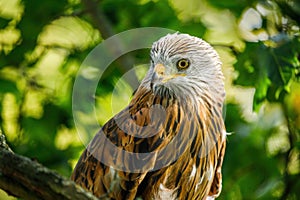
[71,33,226,200]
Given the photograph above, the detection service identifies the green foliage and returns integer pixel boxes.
[234,38,300,110]
[0,0,299,199]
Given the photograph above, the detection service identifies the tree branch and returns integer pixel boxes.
[0,141,98,200]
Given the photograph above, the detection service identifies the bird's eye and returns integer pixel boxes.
[176,59,190,70]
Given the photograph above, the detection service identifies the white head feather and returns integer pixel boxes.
[141,33,225,109]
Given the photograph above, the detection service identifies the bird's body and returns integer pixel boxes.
[71,33,226,200]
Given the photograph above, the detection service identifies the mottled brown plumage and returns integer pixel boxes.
[71,33,226,200]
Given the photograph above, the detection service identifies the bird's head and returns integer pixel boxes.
[142,33,225,104]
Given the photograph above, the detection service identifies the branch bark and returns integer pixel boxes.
[0,145,98,200]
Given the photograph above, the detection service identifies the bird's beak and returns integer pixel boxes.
[154,63,165,76]
[154,64,186,83]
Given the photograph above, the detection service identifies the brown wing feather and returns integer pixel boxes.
[208,134,226,198]
[71,85,226,200]
[71,87,182,199]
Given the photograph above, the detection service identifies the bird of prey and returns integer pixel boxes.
[71,33,226,200]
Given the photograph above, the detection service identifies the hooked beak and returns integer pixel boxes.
[153,64,186,83]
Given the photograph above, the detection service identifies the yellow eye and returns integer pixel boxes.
[176,59,190,70]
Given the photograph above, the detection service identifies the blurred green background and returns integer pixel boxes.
[0,0,299,199]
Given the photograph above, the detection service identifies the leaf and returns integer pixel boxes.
[234,36,300,110]
[2,0,69,67]
[234,42,272,110]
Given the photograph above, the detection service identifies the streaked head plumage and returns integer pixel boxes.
[142,33,225,104]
